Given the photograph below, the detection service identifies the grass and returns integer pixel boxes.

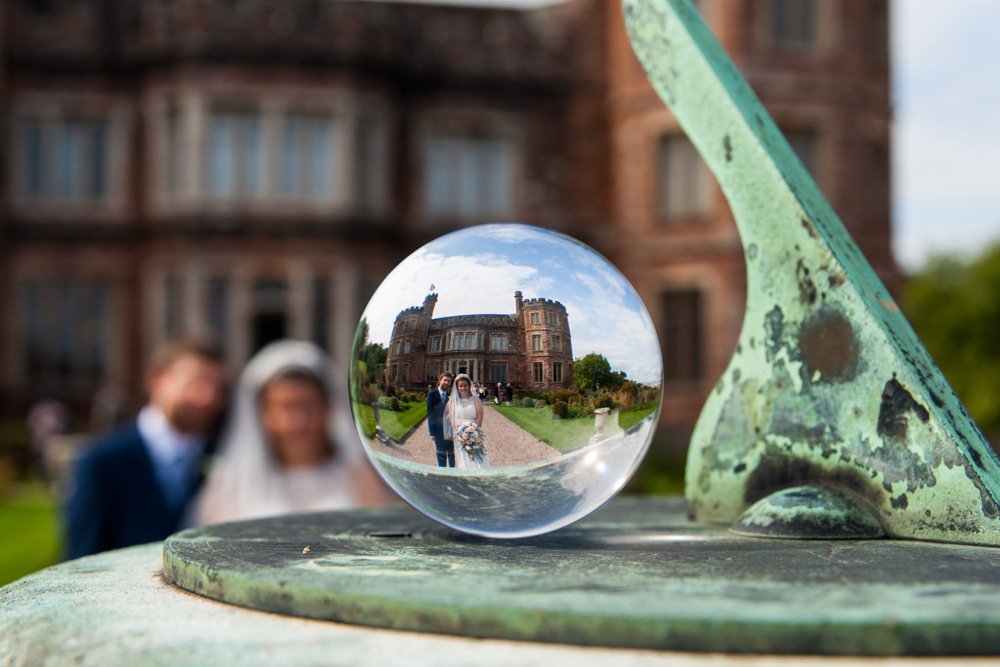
[0,481,61,587]
[353,401,429,442]
[494,403,658,454]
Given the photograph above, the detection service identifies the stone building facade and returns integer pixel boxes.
[0,0,894,450]
[385,292,573,391]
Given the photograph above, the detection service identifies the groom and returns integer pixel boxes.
[427,371,455,467]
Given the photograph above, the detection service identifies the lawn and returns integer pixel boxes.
[353,401,428,442]
[494,404,658,454]
[0,481,61,587]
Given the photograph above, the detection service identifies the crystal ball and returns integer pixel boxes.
[350,224,662,537]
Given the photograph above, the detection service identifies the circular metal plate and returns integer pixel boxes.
[163,497,1000,655]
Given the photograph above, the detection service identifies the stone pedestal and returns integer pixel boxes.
[7,497,1000,664]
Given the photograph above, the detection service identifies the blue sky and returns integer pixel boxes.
[362,225,663,384]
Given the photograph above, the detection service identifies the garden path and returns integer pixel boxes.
[372,406,560,467]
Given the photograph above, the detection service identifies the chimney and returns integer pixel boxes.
[514,291,523,319]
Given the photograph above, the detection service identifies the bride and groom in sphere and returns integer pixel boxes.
[426,372,491,470]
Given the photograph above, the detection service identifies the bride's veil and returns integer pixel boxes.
[447,372,474,435]
[194,339,360,524]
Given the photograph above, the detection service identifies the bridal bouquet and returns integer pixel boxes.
[456,420,486,462]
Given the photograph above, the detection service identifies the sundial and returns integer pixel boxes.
[158,0,1000,656]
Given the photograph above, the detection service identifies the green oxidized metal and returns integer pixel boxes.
[622,0,1000,544]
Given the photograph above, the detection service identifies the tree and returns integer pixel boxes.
[903,244,1000,439]
[364,343,387,383]
[573,353,619,391]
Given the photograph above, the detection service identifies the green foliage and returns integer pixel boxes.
[389,396,400,412]
[543,389,581,405]
[903,245,1000,437]
[0,482,61,587]
[551,401,569,419]
[363,343,387,383]
[533,399,547,409]
[521,397,535,408]
[593,393,617,410]
[572,353,627,391]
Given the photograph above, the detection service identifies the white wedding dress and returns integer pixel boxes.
[452,396,491,470]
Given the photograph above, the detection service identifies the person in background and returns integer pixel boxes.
[63,339,227,559]
[194,340,392,524]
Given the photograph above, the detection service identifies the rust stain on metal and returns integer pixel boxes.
[798,308,860,382]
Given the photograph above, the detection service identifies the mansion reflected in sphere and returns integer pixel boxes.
[350,223,662,538]
[385,291,573,391]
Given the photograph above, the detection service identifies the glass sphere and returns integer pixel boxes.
[350,224,662,538]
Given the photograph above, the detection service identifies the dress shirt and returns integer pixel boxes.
[137,406,205,509]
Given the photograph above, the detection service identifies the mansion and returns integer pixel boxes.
[385,292,573,391]
[0,0,894,450]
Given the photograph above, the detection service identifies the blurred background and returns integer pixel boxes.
[1,0,998,585]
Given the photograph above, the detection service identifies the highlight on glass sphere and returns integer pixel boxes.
[350,223,662,538]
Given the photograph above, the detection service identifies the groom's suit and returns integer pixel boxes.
[426,387,455,467]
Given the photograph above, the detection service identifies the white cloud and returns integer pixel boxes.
[893,0,1000,268]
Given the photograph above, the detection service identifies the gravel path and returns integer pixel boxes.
[371,405,560,468]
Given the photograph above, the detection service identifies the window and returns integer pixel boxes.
[489,362,508,383]
[489,334,508,352]
[450,331,478,350]
[400,364,409,383]
[280,113,335,200]
[15,116,110,205]
[404,340,412,354]
[426,362,441,381]
[531,334,542,352]
[428,336,443,353]
[529,312,541,325]
[657,135,712,218]
[553,362,563,384]
[424,131,513,219]
[312,277,329,350]
[206,276,228,339]
[532,362,544,383]
[393,340,401,355]
[661,289,703,382]
[551,334,562,352]
[21,279,109,384]
[390,363,399,381]
[546,312,558,326]
[356,117,384,212]
[207,110,263,200]
[769,0,817,48]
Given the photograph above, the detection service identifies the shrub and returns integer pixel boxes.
[551,401,568,419]
[376,395,394,411]
[620,381,640,397]
[521,397,534,408]
[593,393,617,410]
[386,385,397,397]
[358,384,378,405]
[534,399,547,409]
[390,396,400,412]
[566,404,589,419]
[544,389,580,405]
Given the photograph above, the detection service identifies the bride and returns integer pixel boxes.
[447,373,491,470]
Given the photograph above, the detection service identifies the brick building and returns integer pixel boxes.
[385,291,573,390]
[0,0,894,448]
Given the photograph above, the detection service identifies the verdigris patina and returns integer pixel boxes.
[623,0,1000,544]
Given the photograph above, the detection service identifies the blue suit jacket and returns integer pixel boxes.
[63,421,204,560]
[426,388,451,443]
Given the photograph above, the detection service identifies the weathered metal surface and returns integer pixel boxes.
[622,0,1000,545]
[160,498,1000,656]
[731,485,885,539]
